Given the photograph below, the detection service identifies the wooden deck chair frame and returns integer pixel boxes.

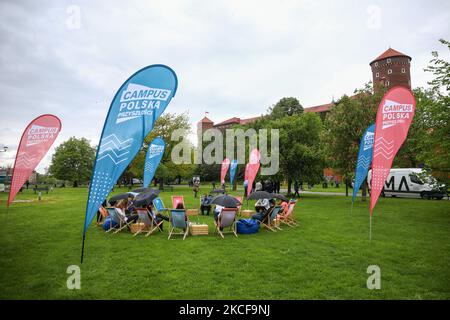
[214,208,238,238]
[168,209,189,240]
[171,195,185,209]
[106,207,133,234]
[133,207,163,237]
[257,205,276,232]
[279,201,299,227]
[234,196,243,215]
[261,205,282,232]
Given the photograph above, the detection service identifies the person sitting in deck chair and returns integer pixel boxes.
[200,194,212,215]
[252,199,275,222]
[145,203,169,231]
[115,199,139,224]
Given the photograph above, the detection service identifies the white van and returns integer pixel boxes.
[367,168,446,200]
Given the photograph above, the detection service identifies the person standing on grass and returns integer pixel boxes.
[294,180,300,197]
[243,179,248,197]
[193,179,200,198]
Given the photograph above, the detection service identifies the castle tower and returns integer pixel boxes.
[370,48,412,92]
[197,116,214,134]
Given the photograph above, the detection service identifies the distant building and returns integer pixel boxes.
[0,168,37,185]
[301,47,412,118]
[370,48,412,92]
[197,115,261,134]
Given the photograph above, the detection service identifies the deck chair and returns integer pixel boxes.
[168,209,189,240]
[214,208,238,238]
[153,197,168,214]
[234,196,243,215]
[268,205,283,231]
[171,195,185,209]
[96,205,109,225]
[134,207,163,237]
[279,200,299,227]
[106,207,133,234]
[259,205,281,232]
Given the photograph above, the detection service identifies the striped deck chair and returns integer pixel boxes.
[168,209,189,240]
[261,205,282,232]
[106,207,133,234]
[234,196,243,215]
[134,207,163,237]
[214,208,238,238]
[171,196,185,209]
[153,197,168,214]
[279,200,298,227]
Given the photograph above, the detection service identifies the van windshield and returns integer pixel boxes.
[409,173,424,185]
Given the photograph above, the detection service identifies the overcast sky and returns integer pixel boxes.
[0,0,449,173]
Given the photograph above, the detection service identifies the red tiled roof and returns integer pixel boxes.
[304,102,334,113]
[214,117,241,127]
[199,116,214,124]
[240,116,261,124]
[370,48,411,65]
[214,116,262,127]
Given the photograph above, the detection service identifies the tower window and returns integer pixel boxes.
[375,62,378,67]
[388,69,392,74]
[386,80,390,86]
[387,58,391,63]
[375,72,379,78]
[401,68,405,73]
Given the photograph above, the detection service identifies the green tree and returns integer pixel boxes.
[239,111,324,195]
[48,137,95,187]
[127,112,196,186]
[268,97,303,119]
[322,83,384,196]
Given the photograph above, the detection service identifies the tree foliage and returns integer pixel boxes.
[268,97,303,119]
[48,137,95,187]
[322,83,384,180]
[127,112,196,184]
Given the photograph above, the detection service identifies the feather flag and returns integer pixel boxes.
[143,137,165,188]
[352,124,375,203]
[81,65,177,262]
[7,115,61,207]
[370,87,416,214]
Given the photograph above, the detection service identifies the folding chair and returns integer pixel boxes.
[214,208,238,238]
[153,197,168,214]
[96,205,109,225]
[133,208,163,237]
[259,206,281,232]
[171,195,185,209]
[279,200,299,227]
[106,207,133,234]
[168,209,189,240]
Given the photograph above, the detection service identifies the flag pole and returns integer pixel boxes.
[80,234,86,264]
[369,213,372,243]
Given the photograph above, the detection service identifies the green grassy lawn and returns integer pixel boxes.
[0,186,449,299]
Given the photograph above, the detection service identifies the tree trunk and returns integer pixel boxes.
[361,180,367,201]
[159,177,164,190]
[233,178,237,191]
[73,180,78,188]
[345,177,349,197]
[287,178,292,196]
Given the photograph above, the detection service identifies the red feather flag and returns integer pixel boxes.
[370,87,416,215]
[246,149,261,197]
[220,158,231,184]
[7,115,62,207]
